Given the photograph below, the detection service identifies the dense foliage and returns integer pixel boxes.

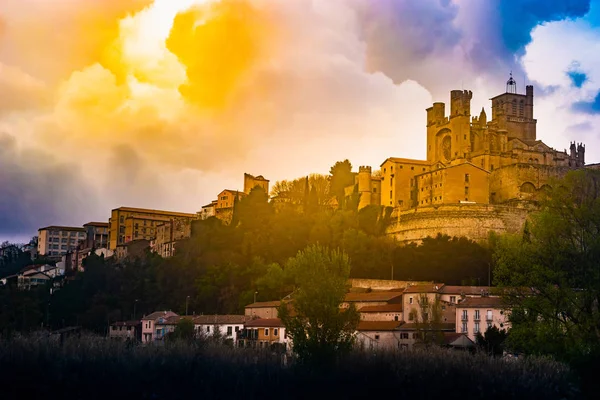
[278,245,360,364]
[0,335,579,400]
[494,169,600,395]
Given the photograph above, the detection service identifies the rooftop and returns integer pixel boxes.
[142,311,178,321]
[84,222,109,227]
[398,323,456,331]
[403,283,445,294]
[456,296,505,308]
[112,207,197,218]
[357,321,404,331]
[245,301,281,308]
[111,320,141,327]
[380,157,430,167]
[359,304,404,313]
[344,292,404,303]
[193,315,252,325]
[244,318,284,328]
[39,226,86,232]
[439,285,496,296]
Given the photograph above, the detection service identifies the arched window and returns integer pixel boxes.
[520,182,536,193]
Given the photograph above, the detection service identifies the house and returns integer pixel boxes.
[355,321,405,351]
[245,301,281,319]
[438,285,496,304]
[239,318,289,350]
[455,296,509,341]
[193,315,252,342]
[358,304,403,322]
[141,311,178,343]
[109,321,141,341]
[341,291,404,310]
[396,322,456,350]
[442,332,475,350]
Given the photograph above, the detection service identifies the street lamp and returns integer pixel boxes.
[186,296,190,316]
[133,299,139,320]
[254,291,258,304]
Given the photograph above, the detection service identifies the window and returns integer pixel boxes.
[465,187,469,196]
[61,238,67,243]
[450,296,456,303]
[474,310,480,320]
[464,134,467,140]
[400,333,409,339]
[461,322,467,333]
[398,200,404,206]
[227,326,232,336]
[375,335,380,340]
[465,174,470,183]
[61,245,67,250]
[409,297,413,304]
[119,226,125,234]
[422,168,426,171]
[461,310,468,320]
[135,223,139,229]
[274,328,278,337]
[373,188,377,193]
[412,333,418,339]
[394,316,399,321]
[235,326,239,332]
[120,215,124,223]
[487,310,493,321]
[389,190,392,199]
[474,322,480,333]
[264,328,269,336]
[411,167,414,171]
[206,326,210,333]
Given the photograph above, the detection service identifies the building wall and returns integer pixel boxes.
[403,293,439,323]
[489,164,571,204]
[455,305,509,341]
[360,312,403,322]
[195,323,244,342]
[37,227,86,257]
[244,306,278,319]
[380,159,430,209]
[154,218,192,258]
[243,173,270,195]
[356,331,400,351]
[387,203,531,244]
[109,208,196,249]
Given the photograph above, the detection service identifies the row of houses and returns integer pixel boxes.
[111,280,510,352]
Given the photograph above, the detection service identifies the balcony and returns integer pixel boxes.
[461,315,468,321]
[474,315,481,322]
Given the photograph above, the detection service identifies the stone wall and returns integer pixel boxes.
[387,203,532,244]
[349,279,431,291]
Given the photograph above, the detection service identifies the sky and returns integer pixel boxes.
[2,0,600,242]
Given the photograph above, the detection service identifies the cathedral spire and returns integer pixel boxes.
[506,71,517,94]
[479,107,487,126]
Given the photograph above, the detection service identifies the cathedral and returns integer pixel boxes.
[358,75,588,242]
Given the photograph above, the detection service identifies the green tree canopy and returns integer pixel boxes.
[278,245,360,365]
[329,160,355,209]
[494,170,600,378]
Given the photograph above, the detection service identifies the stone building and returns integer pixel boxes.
[379,75,588,243]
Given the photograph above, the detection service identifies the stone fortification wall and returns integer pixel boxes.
[387,203,532,244]
[348,279,432,291]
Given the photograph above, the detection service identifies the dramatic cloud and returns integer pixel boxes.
[1,0,600,238]
[573,91,600,113]
[0,132,100,237]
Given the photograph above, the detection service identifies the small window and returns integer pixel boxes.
[207,326,210,332]
[274,328,278,336]
[375,335,380,340]
[265,328,269,336]
[411,167,414,171]
[227,326,232,336]
[465,174,470,183]
[409,297,413,304]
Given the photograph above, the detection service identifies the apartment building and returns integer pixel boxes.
[37,226,86,258]
[83,222,109,249]
[108,207,197,249]
[153,218,193,258]
[455,296,509,341]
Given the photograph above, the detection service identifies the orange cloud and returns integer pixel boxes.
[167,0,279,109]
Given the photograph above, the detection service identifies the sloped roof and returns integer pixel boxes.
[439,286,495,295]
[245,301,281,308]
[344,292,403,302]
[244,318,284,328]
[457,296,504,308]
[403,283,445,293]
[357,321,404,331]
[443,332,474,347]
[142,311,178,321]
[359,304,403,313]
[193,315,252,325]
[39,226,86,232]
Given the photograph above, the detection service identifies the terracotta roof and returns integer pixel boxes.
[344,292,403,302]
[193,315,252,325]
[403,283,445,293]
[359,304,403,313]
[456,296,505,308]
[155,315,191,325]
[142,311,178,321]
[357,321,404,331]
[398,323,455,331]
[380,157,430,167]
[439,285,495,295]
[245,301,281,308]
[244,318,285,328]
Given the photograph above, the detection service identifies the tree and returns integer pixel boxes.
[409,294,445,347]
[494,169,600,392]
[475,325,508,356]
[329,160,355,209]
[171,318,195,341]
[278,245,360,365]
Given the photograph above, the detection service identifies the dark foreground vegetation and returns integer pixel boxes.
[0,335,579,400]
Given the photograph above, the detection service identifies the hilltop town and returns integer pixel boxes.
[1,78,599,356]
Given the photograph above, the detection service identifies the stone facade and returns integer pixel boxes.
[375,77,587,243]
